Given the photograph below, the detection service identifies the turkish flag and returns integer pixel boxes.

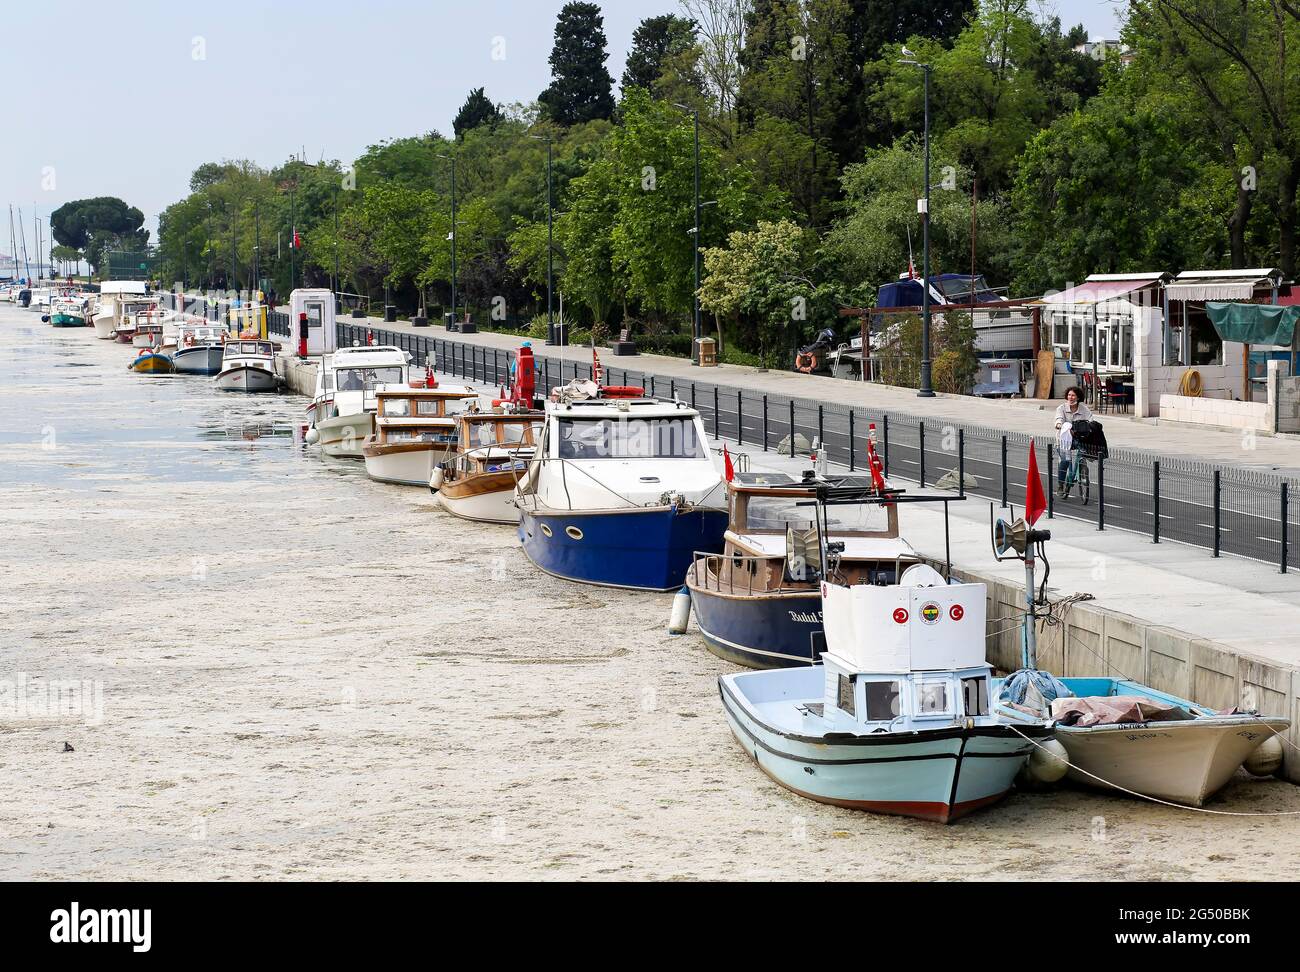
[722,444,735,483]
[1025,443,1047,526]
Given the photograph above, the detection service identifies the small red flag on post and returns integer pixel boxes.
[722,445,735,482]
[1025,443,1047,526]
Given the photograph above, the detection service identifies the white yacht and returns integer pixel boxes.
[308,346,413,459]
[215,340,281,393]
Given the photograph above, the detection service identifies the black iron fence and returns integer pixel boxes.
[159,287,1297,574]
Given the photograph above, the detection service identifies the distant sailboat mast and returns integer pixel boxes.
[16,206,31,283]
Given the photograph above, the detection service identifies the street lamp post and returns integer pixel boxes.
[674,104,702,365]
[527,135,557,346]
[900,52,935,398]
[437,154,458,328]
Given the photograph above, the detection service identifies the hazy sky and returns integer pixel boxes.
[2,0,1123,245]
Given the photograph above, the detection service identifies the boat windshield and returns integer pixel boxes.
[556,417,705,459]
[745,495,890,533]
[337,368,404,391]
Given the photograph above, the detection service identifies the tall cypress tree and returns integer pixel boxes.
[622,14,698,94]
[453,87,503,140]
[538,2,616,126]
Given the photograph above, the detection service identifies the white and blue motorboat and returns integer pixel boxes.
[515,379,728,591]
[688,470,923,668]
[719,483,1053,823]
[172,322,229,375]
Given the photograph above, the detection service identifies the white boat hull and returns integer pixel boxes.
[317,412,374,460]
[1056,716,1290,807]
[173,345,226,375]
[438,485,520,524]
[363,447,445,486]
[215,365,279,393]
[92,315,117,339]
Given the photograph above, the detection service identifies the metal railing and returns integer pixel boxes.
[329,320,1300,572]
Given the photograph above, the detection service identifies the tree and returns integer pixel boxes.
[828,137,1011,292]
[538,2,616,126]
[50,197,148,272]
[624,14,700,93]
[680,0,748,122]
[453,88,503,140]
[700,218,831,363]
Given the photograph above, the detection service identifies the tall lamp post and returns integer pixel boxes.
[674,104,703,364]
[437,154,458,328]
[527,134,557,345]
[899,50,935,398]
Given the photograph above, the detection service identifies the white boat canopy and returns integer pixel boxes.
[1165,268,1282,302]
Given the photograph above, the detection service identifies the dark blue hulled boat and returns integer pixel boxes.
[515,381,728,592]
[687,471,926,668]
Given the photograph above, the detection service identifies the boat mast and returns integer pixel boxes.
[16,206,31,283]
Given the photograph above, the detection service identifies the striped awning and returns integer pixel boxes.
[1040,278,1162,305]
[1165,277,1272,301]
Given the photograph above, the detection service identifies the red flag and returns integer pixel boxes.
[866,423,886,493]
[292,229,302,250]
[722,445,735,483]
[1025,443,1047,526]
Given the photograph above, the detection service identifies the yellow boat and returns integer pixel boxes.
[129,350,175,375]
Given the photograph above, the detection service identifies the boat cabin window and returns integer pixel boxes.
[337,367,404,391]
[387,429,457,444]
[472,423,500,448]
[227,342,268,356]
[863,681,901,722]
[914,680,952,717]
[385,399,413,418]
[415,400,444,417]
[500,422,534,445]
[962,677,989,717]
[837,675,855,717]
[556,417,705,460]
[745,495,889,533]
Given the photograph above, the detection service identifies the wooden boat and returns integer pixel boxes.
[131,319,166,349]
[995,675,1289,807]
[360,386,476,486]
[433,409,542,523]
[515,379,727,591]
[720,482,1052,823]
[214,339,280,393]
[128,349,174,374]
[688,470,922,668]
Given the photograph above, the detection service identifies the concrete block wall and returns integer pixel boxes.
[1159,393,1272,431]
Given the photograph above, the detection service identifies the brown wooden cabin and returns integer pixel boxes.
[692,472,919,597]
[442,411,542,487]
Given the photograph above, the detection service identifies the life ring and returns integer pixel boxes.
[601,385,645,399]
[184,334,195,347]
[795,351,816,373]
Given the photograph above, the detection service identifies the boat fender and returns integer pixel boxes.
[1243,735,1284,778]
[1018,738,1069,786]
[430,467,446,491]
[305,428,321,445]
[667,587,692,635]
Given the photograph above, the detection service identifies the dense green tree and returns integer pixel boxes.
[50,197,148,271]
[453,87,503,140]
[538,2,616,126]
[622,14,699,94]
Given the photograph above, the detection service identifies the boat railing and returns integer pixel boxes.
[689,551,810,597]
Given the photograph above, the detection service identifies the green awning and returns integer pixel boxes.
[1205,302,1300,347]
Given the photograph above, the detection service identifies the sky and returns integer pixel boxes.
[1,0,1124,250]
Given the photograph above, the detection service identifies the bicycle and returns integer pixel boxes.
[1059,446,1091,505]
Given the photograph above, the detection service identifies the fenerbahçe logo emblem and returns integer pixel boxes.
[920,602,942,626]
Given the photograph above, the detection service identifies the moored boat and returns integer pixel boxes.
[310,346,413,459]
[128,349,174,374]
[719,482,1052,823]
[47,295,89,327]
[688,467,921,668]
[215,339,280,393]
[172,323,229,375]
[360,386,476,486]
[516,378,727,591]
[434,408,542,523]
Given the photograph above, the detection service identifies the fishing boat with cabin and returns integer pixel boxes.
[172,322,229,376]
[360,384,477,486]
[687,428,923,668]
[719,481,1055,823]
[214,339,281,393]
[307,345,413,459]
[515,351,728,592]
[433,408,541,523]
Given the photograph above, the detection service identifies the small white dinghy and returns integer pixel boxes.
[215,339,281,393]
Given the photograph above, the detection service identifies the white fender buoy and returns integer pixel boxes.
[1020,738,1069,786]
[305,427,320,445]
[430,467,446,491]
[668,586,692,635]
[1244,735,1284,778]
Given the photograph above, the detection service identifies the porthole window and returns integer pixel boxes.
[565,526,584,541]
[540,524,553,538]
